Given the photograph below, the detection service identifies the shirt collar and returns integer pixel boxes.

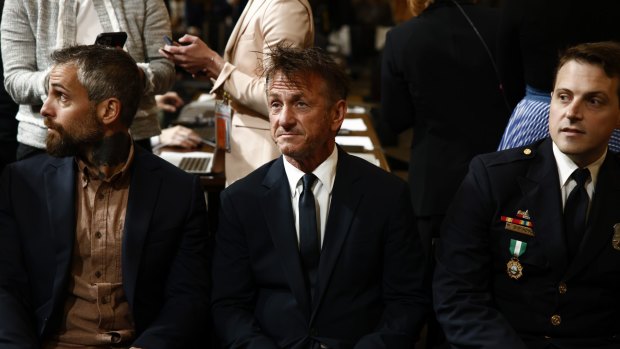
[283,146,338,197]
[552,142,606,189]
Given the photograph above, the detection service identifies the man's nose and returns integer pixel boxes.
[278,105,295,126]
[40,96,53,119]
[566,100,583,120]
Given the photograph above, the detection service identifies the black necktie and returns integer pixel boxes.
[299,173,319,296]
[564,168,590,259]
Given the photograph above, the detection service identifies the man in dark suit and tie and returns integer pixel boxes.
[433,41,620,348]
[211,45,430,348]
[0,45,209,348]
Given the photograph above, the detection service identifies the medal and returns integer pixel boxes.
[507,239,527,280]
[506,258,523,279]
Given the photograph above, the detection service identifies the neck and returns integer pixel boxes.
[285,144,335,173]
[80,132,132,180]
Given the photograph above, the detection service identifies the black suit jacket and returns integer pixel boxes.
[380,0,509,218]
[433,138,620,348]
[211,149,430,349]
[0,147,210,349]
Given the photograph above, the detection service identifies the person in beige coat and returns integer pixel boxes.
[160,0,314,184]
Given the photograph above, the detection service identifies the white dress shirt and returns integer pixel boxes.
[283,147,338,248]
[552,142,605,214]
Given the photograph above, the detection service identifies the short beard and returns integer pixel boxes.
[45,110,104,158]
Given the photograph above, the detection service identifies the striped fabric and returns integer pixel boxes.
[498,86,620,152]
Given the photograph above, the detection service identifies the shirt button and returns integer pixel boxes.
[98,193,105,200]
[95,231,102,239]
[558,281,567,294]
[550,314,561,326]
[95,271,102,278]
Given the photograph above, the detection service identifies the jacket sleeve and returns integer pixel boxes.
[496,0,525,109]
[380,28,416,135]
[432,156,527,349]
[136,0,175,97]
[132,176,210,349]
[211,0,314,118]
[210,190,279,349]
[0,167,40,349]
[354,181,430,348]
[1,0,49,105]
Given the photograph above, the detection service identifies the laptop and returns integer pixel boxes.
[159,151,214,174]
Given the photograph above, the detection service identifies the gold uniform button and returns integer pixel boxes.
[558,282,567,294]
[523,148,532,155]
[551,314,561,326]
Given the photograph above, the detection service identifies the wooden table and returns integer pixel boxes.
[340,112,390,172]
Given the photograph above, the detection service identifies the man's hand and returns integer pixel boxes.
[159,34,225,79]
[159,125,202,149]
[155,91,184,113]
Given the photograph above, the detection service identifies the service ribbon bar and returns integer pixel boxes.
[501,216,533,228]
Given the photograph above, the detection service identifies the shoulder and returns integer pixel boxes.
[339,151,407,190]
[133,147,198,185]
[264,0,311,12]
[223,157,280,196]
[11,153,65,174]
[476,141,540,166]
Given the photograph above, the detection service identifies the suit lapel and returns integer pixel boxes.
[565,153,620,278]
[520,139,568,273]
[44,157,77,315]
[260,157,312,319]
[122,147,162,307]
[311,150,363,321]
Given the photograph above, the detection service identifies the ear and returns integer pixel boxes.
[330,99,347,133]
[96,98,122,125]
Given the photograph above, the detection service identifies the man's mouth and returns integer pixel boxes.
[560,127,585,135]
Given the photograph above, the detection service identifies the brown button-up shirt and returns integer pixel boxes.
[45,145,135,348]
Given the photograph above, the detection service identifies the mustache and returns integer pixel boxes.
[275,127,303,137]
[44,118,63,132]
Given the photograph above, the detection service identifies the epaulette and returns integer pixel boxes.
[482,141,542,167]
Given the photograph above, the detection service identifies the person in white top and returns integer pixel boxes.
[1,0,175,158]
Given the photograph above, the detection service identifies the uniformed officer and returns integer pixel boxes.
[433,41,620,349]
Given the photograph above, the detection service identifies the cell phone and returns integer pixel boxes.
[163,35,174,46]
[94,32,128,48]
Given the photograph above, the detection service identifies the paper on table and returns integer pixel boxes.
[336,136,374,151]
[347,106,367,114]
[341,118,367,131]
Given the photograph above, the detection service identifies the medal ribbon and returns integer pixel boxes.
[509,239,527,258]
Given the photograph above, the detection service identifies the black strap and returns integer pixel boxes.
[451,0,511,112]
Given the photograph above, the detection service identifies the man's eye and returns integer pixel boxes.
[558,94,570,102]
[270,102,282,109]
[588,98,603,106]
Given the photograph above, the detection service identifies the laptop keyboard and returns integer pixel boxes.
[178,156,211,173]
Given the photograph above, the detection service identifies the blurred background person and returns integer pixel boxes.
[1,0,175,159]
[160,0,314,185]
[0,0,18,173]
[496,0,620,151]
[381,0,509,260]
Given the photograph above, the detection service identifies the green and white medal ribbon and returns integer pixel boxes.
[507,239,527,280]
